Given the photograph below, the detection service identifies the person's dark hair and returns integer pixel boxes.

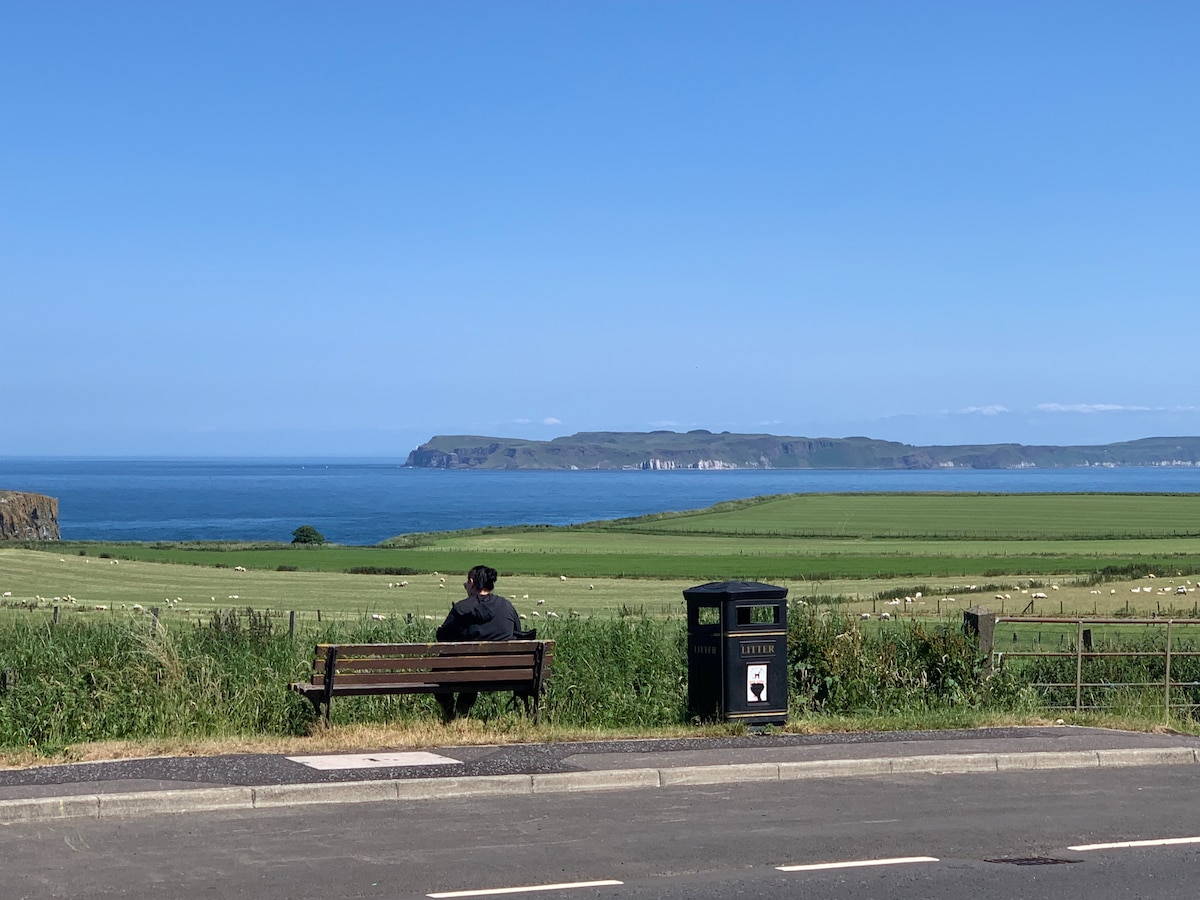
[467,565,498,593]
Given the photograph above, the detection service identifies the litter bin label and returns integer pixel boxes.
[739,639,777,657]
[746,664,768,703]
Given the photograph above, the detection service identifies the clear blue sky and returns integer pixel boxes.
[3,2,1197,457]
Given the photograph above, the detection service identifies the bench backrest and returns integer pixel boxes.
[309,641,554,690]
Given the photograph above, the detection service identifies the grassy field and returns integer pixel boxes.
[3,493,1200,627]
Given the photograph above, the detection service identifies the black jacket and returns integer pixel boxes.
[436,593,521,642]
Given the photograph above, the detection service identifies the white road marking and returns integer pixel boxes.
[777,856,939,872]
[428,880,623,898]
[286,751,461,770]
[1069,836,1200,852]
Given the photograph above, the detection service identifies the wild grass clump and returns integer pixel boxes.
[0,613,309,753]
[538,616,687,726]
[787,602,1025,716]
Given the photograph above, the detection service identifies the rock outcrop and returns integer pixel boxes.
[0,491,60,541]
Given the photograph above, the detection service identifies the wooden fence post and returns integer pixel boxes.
[963,607,996,677]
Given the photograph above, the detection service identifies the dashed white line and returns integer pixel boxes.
[428,879,623,898]
[1069,836,1200,852]
[777,856,939,872]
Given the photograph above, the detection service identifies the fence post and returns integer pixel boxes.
[1165,619,1174,722]
[963,607,996,676]
[289,610,296,638]
[1076,619,1084,712]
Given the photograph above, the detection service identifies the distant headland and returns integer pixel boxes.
[405,432,1200,471]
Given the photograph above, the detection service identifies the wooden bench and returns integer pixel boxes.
[291,640,554,725]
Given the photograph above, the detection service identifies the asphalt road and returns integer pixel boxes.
[3,765,1199,899]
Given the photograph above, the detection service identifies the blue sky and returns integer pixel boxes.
[3,2,1197,457]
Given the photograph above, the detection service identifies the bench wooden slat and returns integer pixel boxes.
[292,639,554,725]
[312,642,536,657]
[314,653,538,674]
[324,668,537,687]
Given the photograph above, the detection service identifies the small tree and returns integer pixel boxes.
[291,524,326,545]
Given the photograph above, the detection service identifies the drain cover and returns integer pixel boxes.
[985,857,1079,866]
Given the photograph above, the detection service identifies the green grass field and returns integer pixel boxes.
[4,492,1199,627]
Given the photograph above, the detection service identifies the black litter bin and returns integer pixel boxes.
[684,580,788,726]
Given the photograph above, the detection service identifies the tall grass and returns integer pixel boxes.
[0,605,1058,753]
[786,602,1027,716]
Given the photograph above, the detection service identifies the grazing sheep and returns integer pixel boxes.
[536,599,545,605]
[531,611,541,617]
[860,613,871,620]
[1031,592,1048,600]
[880,612,891,620]
[234,566,247,572]
[560,575,567,581]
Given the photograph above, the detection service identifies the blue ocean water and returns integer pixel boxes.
[2,458,1199,545]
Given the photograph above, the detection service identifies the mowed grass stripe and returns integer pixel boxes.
[593,492,1200,539]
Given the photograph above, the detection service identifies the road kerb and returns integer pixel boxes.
[254,780,399,808]
[994,750,1100,770]
[0,794,100,825]
[395,774,532,801]
[658,763,780,786]
[100,787,254,818]
[778,758,893,780]
[533,769,661,793]
[889,753,999,775]
[1094,747,1198,768]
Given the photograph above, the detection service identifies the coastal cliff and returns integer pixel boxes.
[0,491,61,541]
[404,432,1200,471]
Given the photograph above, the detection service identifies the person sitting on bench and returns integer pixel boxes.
[434,564,522,721]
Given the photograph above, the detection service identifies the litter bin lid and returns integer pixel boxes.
[683,580,788,601]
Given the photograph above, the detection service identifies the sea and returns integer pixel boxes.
[2,458,1199,546]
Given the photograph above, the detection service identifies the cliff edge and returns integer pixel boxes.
[0,491,61,541]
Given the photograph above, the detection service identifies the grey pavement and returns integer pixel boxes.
[3,725,1200,824]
